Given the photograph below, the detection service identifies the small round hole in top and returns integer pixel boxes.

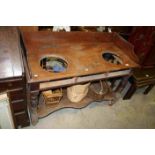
[40,56,68,73]
[102,52,123,65]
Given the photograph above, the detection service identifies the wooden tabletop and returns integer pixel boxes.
[133,67,155,81]
[0,27,23,79]
[22,31,139,82]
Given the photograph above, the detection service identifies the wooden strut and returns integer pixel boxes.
[28,90,39,125]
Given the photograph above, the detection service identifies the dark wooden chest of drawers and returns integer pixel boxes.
[0,27,30,128]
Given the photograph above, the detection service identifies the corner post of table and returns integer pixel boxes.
[28,83,40,125]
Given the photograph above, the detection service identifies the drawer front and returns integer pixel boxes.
[12,100,27,113]
[9,89,25,101]
[15,111,30,128]
[0,80,23,92]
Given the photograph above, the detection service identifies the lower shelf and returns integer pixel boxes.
[37,88,116,118]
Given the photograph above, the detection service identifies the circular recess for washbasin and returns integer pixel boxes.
[40,56,68,73]
[102,52,123,65]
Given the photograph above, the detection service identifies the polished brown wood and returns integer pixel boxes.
[0,27,30,128]
[22,31,139,83]
[0,27,23,79]
[123,67,155,99]
[18,26,38,32]
[21,31,139,125]
[11,99,27,113]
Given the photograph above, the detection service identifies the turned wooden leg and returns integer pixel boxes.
[30,92,39,125]
[123,83,136,100]
[144,84,154,95]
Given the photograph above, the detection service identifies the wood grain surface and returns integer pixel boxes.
[22,31,139,83]
[0,27,23,79]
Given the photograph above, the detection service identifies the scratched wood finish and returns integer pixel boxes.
[0,27,30,128]
[0,27,23,79]
[21,32,139,83]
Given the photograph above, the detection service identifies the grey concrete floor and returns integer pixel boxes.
[25,87,155,129]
